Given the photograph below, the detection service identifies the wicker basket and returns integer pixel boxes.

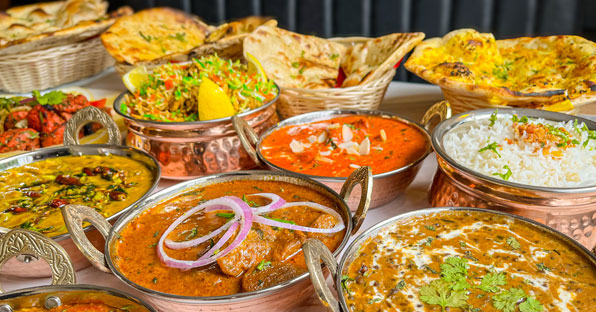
[277,68,395,119]
[0,37,114,93]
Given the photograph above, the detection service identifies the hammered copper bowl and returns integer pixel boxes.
[0,229,156,312]
[233,101,451,209]
[62,167,372,312]
[0,107,160,278]
[429,107,596,248]
[113,86,280,180]
[303,207,596,312]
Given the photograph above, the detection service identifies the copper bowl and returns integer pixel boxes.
[62,167,372,312]
[0,229,156,311]
[0,107,160,278]
[303,207,596,311]
[429,107,596,248]
[233,101,451,209]
[113,86,280,180]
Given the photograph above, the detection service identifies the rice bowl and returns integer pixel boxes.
[443,110,596,188]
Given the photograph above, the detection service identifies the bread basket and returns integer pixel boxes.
[0,36,113,93]
[276,37,399,119]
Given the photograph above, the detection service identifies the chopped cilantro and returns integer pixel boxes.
[33,90,65,105]
[506,236,521,250]
[478,271,507,292]
[519,297,544,312]
[536,263,550,272]
[489,109,498,126]
[440,257,470,291]
[425,225,436,231]
[242,194,258,207]
[511,114,529,123]
[330,53,339,60]
[185,228,198,240]
[420,279,468,310]
[216,212,235,219]
[139,31,153,42]
[478,142,502,158]
[169,32,187,42]
[493,165,512,181]
[341,275,354,294]
[256,260,271,271]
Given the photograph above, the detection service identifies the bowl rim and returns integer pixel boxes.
[333,206,596,310]
[254,109,433,182]
[0,284,158,311]
[0,144,161,242]
[113,83,280,127]
[103,170,358,304]
[431,107,596,193]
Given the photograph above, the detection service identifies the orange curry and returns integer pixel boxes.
[16,303,130,311]
[114,180,345,296]
[342,210,596,311]
[260,115,429,177]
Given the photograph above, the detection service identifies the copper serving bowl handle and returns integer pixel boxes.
[421,100,452,132]
[232,114,262,166]
[303,239,341,312]
[0,229,76,293]
[339,166,372,234]
[61,205,112,273]
[63,106,122,146]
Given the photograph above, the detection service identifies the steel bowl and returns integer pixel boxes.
[62,167,372,311]
[0,107,160,278]
[429,107,596,248]
[113,85,280,180]
[0,228,156,311]
[233,101,451,209]
[303,207,596,311]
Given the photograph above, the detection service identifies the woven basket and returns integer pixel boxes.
[277,68,395,119]
[0,37,113,93]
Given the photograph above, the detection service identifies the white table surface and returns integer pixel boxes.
[2,69,445,311]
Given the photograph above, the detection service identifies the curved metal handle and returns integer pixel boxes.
[232,115,262,166]
[421,101,452,132]
[63,106,121,146]
[340,166,372,235]
[61,204,112,273]
[303,238,340,312]
[0,229,76,293]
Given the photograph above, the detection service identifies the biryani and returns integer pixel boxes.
[443,110,596,187]
[120,54,278,122]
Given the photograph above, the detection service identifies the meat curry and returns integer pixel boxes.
[0,155,154,237]
[113,180,346,296]
[342,210,596,312]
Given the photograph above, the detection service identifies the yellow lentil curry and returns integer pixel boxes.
[114,180,345,297]
[0,155,154,238]
[342,210,596,312]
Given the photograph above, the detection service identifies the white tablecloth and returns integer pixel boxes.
[2,69,445,311]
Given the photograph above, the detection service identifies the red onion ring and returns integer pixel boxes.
[157,196,252,270]
[250,193,286,214]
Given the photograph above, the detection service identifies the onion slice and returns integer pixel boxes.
[255,202,345,233]
[251,193,286,214]
[157,196,253,270]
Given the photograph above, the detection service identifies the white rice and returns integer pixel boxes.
[443,113,596,187]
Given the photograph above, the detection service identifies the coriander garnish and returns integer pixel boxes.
[492,165,512,181]
[478,142,502,157]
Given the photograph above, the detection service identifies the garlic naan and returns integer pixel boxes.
[100,7,209,64]
[243,25,346,89]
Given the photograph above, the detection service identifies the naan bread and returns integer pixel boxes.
[405,28,596,109]
[0,0,128,55]
[243,25,346,89]
[341,32,424,87]
[100,7,209,64]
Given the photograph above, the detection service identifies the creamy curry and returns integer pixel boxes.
[0,155,154,237]
[260,115,429,177]
[342,210,596,312]
[114,180,345,297]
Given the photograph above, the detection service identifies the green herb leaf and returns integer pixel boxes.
[242,194,258,207]
[341,275,354,294]
[256,260,271,271]
[478,271,507,292]
[425,225,436,231]
[493,165,512,181]
[139,31,153,42]
[33,90,66,105]
[536,263,550,273]
[440,257,471,291]
[185,228,198,240]
[493,288,526,312]
[489,109,498,127]
[169,32,187,42]
[216,212,235,219]
[478,142,502,158]
[519,297,544,312]
[420,279,468,310]
[506,236,521,250]
[330,53,339,60]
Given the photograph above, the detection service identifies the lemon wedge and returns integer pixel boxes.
[245,52,267,81]
[198,77,235,121]
[122,66,149,93]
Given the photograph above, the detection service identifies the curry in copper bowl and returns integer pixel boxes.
[63,168,371,311]
[304,207,596,312]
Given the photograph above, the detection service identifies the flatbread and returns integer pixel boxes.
[0,0,129,56]
[243,25,346,89]
[405,28,596,108]
[100,7,210,64]
[341,32,424,87]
